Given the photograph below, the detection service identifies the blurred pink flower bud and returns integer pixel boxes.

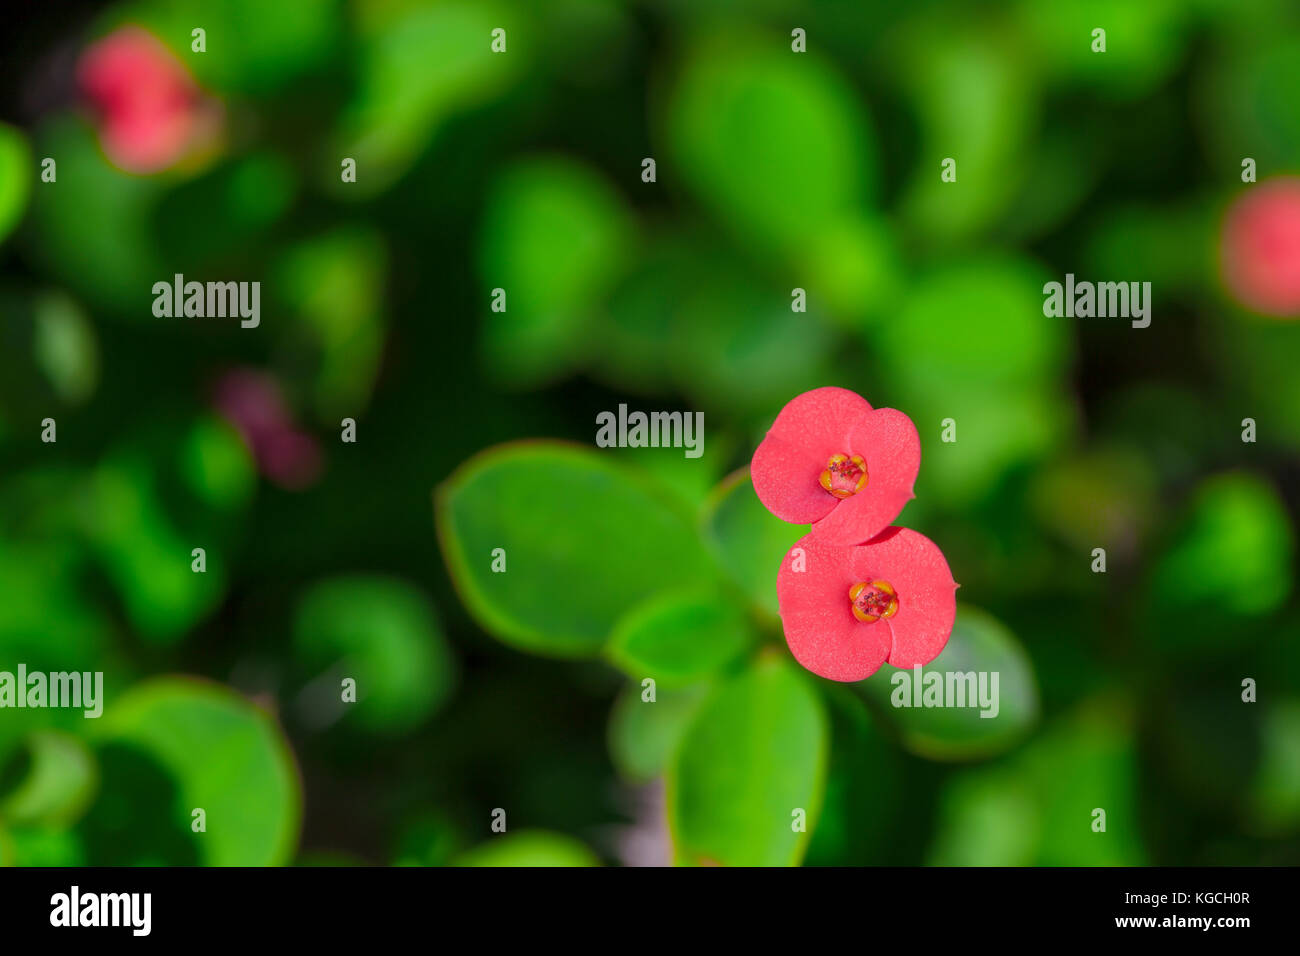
[1221,177,1300,318]
[77,26,217,173]
[215,369,323,490]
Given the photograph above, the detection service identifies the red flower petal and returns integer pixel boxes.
[777,534,891,682]
[77,27,202,173]
[847,528,957,667]
[777,528,956,681]
[752,387,873,524]
[810,408,920,544]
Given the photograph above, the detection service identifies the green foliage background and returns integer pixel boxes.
[0,0,1298,866]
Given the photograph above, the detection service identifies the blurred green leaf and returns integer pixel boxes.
[883,258,1067,390]
[1249,698,1300,835]
[607,589,751,687]
[32,292,99,405]
[155,153,297,262]
[84,456,225,644]
[1029,446,1159,554]
[0,542,111,682]
[608,682,709,784]
[930,700,1146,865]
[0,731,97,829]
[667,653,827,866]
[906,381,1074,507]
[1219,311,1300,449]
[804,685,902,865]
[928,766,1040,866]
[1020,703,1147,865]
[437,442,714,657]
[294,575,456,732]
[1084,201,1216,298]
[452,830,600,867]
[1200,32,1300,173]
[1017,0,1189,97]
[276,227,388,420]
[336,0,516,195]
[669,263,833,415]
[93,677,301,866]
[702,469,804,621]
[1146,471,1293,651]
[1,826,85,867]
[799,216,903,325]
[114,0,342,93]
[667,33,875,256]
[179,415,256,511]
[392,810,463,866]
[897,20,1036,240]
[860,604,1039,761]
[479,157,635,384]
[29,119,162,313]
[0,123,31,245]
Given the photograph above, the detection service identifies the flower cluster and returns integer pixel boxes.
[752,387,957,682]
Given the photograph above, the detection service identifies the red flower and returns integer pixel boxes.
[777,528,957,682]
[77,26,214,174]
[1221,177,1300,318]
[751,386,920,545]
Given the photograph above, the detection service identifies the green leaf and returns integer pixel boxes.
[91,678,301,866]
[607,589,751,687]
[804,685,902,865]
[437,442,714,657]
[667,33,875,256]
[893,381,1073,507]
[608,682,709,784]
[928,766,1039,866]
[668,653,828,866]
[896,22,1035,240]
[479,157,635,384]
[860,604,1038,761]
[0,731,96,828]
[1250,698,1300,835]
[882,258,1067,390]
[1146,472,1293,651]
[929,701,1146,865]
[121,0,342,94]
[294,575,456,732]
[179,415,256,511]
[1017,0,1190,99]
[32,292,99,406]
[0,123,32,245]
[335,0,517,195]
[275,227,388,420]
[669,263,833,415]
[702,469,805,620]
[154,153,297,262]
[453,830,600,867]
[29,119,162,312]
[1019,703,1147,865]
[392,810,463,867]
[84,456,225,644]
[2,826,85,867]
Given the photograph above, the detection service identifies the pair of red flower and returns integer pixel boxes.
[751,387,957,682]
